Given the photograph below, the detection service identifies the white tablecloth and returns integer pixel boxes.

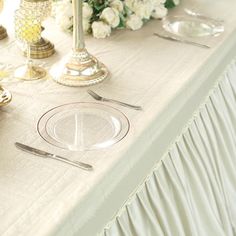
[1,0,236,235]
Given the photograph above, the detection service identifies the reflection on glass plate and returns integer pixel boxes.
[0,86,12,107]
[37,102,130,151]
[162,16,224,38]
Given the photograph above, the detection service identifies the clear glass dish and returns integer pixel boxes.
[37,102,130,151]
[162,15,224,38]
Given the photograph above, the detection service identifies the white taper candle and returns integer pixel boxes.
[73,0,85,50]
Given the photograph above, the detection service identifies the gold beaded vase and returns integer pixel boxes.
[14,8,47,80]
[18,0,55,59]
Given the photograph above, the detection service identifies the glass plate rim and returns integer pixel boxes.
[162,15,223,38]
[37,102,130,151]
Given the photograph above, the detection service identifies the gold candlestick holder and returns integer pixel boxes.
[0,0,7,40]
[18,0,55,59]
[50,0,109,87]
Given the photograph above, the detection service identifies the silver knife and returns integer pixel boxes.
[15,142,93,171]
[154,33,211,49]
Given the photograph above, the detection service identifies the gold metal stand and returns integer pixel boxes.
[0,25,7,40]
[0,0,7,40]
[0,85,12,107]
[50,0,109,87]
[23,37,55,59]
[14,64,46,81]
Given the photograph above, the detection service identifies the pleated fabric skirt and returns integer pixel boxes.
[102,60,236,236]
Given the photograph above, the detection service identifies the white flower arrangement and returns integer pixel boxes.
[53,0,180,38]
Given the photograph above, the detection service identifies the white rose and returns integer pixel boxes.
[83,18,90,33]
[125,0,135,11]
[133,2,153,20]
[92,21,111,38]
[100,7,120,28]
[126,14,143,30]
[56,1,73,18]
[83,2,93,19]
[173,0,180,5]
[152,4,168,19]
[110,0,124,12]
[150,0,165,7]
[57,16,73,31]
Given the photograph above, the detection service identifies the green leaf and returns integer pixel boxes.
[94,4,105,11]
[165,0,176,9]
[117,13,126,28]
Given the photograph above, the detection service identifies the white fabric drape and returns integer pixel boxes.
[102,61,236,236]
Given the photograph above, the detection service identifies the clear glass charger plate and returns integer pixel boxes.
[162,15,224,38]
[37,102,130,151]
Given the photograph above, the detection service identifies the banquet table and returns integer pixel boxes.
[1,0,236,235]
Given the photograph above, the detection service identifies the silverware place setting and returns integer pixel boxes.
[14,89,141,170]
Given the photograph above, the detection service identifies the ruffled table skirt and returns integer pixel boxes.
[102,59,236,236]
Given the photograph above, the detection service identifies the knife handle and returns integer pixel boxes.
[15,142,93,171]
[50,154,93,171]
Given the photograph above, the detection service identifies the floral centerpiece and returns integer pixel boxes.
[53,0,180,38]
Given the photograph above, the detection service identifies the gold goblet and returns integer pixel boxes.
[50,0,109,87]
[14,9,47,80]
[19,0,55,59]
[0,0,7,40]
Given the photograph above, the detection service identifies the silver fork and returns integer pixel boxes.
[87,90,142,110]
